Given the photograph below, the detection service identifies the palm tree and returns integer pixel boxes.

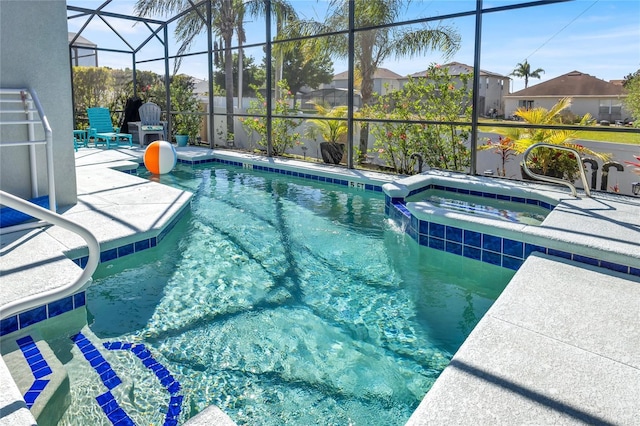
[134,0,296,137]
[510,59,544,89]
[293,0,460,163]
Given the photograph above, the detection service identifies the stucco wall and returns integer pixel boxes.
[0,0,77,207]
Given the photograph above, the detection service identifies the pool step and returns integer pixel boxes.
[1,330,69,426]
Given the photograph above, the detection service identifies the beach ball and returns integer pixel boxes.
[144,140,177,175]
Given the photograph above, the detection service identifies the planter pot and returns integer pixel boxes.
[319,142,345,164]
[176,135,189,147]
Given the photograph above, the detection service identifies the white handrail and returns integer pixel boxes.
[522,143,592,198]
[0,88,56,215]
[0,190,100,319]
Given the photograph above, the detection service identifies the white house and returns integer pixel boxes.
[504,71,630,123]
[402,62,510,117]
[321,67,404,96]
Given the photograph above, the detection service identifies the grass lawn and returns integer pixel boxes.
[479,120,640,145]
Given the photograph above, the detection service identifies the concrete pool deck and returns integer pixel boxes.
[1,146,639,425]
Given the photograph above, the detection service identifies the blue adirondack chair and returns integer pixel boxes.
[87,107,133,149]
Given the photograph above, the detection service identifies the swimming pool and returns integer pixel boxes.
[57,163,513,425]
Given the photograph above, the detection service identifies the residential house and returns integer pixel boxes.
[69,32,98,67]
[402,62,510,117]
[504,71,629,123]
[321,67,404,97]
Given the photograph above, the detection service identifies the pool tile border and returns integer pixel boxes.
[1,294,86,337]
[406,184,556,211]
[389,200,639,277]
[175,157,385,192]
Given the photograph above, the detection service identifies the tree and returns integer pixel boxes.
[364,64,472,174]
[214,53,265,97]
[622,69,640,127]
[135,0,296,140]
[264,46,334,105]
[72,66,114,120]
[510,60,544,89]
[293,0,460,163]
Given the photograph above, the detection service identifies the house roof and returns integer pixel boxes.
[408,62,508,79]
[506,71,627,97]
[68,32,96,48]
[333,67,405,80]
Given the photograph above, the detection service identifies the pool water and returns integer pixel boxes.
[58,164,514,425]
[407,189,550,225]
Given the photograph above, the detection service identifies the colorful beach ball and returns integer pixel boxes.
[143,140,177,175]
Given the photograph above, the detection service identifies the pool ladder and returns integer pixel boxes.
[522,143,592,198]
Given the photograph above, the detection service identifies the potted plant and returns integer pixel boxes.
[492,98,610,181]
[304,102,348,164]
[173,115,200,147]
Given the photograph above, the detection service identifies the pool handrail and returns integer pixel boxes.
[522,143,592,198]
[0,190,100,319]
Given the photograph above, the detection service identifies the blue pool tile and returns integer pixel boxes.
[168,403,181,416]
[107,407,129,424]
[572,254,599,266]
[167,381,181,394]
[23,346,40,359]
[410,216,418,231]
[408,226,418,242]
[526,198,539,206]
[95,362,111,375]
[365,184,374,191]
[131,344,146,355]
[463,230,482,248]
[428,237,445,251]
[503,256,524,271]
[33,366,52,379]
[101,396,120,415]
[155,367,170,379]
[160,375,175,387]
[150,238,157,248]
[482,235,502,253]
[463,246,482,261]
[19,306,47,328]
[418,234,429,247]
[16,335,35,347]
[25,352,44,364]
[418,220,429,235]
[48,296,74,318]
[100,369,118,383]
[134,239,150,252]
[83,348,102,360]
[100,248,118,262]
[23,391,39,406]
[29,359,48,373]
[104,342,121,350]
[445,226,463,243]
[502,239,524,259]
[525,243,547,257]
[548,248,571,260]
[483,192,497,199]
[428,223,445,239]
[470,190,483,197]
[456,188,470,195]
[143,358,158,368]
[511,196,525,204]
[482,251,502,266]
[630,267,640,277]
[96,391,114,406]
[374,186,383,192]
[600,261,629,274]
[74,292,86,308]
[497,194,510,201]
[121,343,132,350]
[117,243,134,257]
[0,315,18,336]
[29,379,49,392]
[445,241,462,255]
[164,420,178,426]
[104,376,122,390]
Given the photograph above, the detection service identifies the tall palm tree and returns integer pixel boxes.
[510,59,544,89]
[292,0,460,162]
[134,0,296,136]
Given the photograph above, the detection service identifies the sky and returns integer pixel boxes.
[67,0,640,93]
